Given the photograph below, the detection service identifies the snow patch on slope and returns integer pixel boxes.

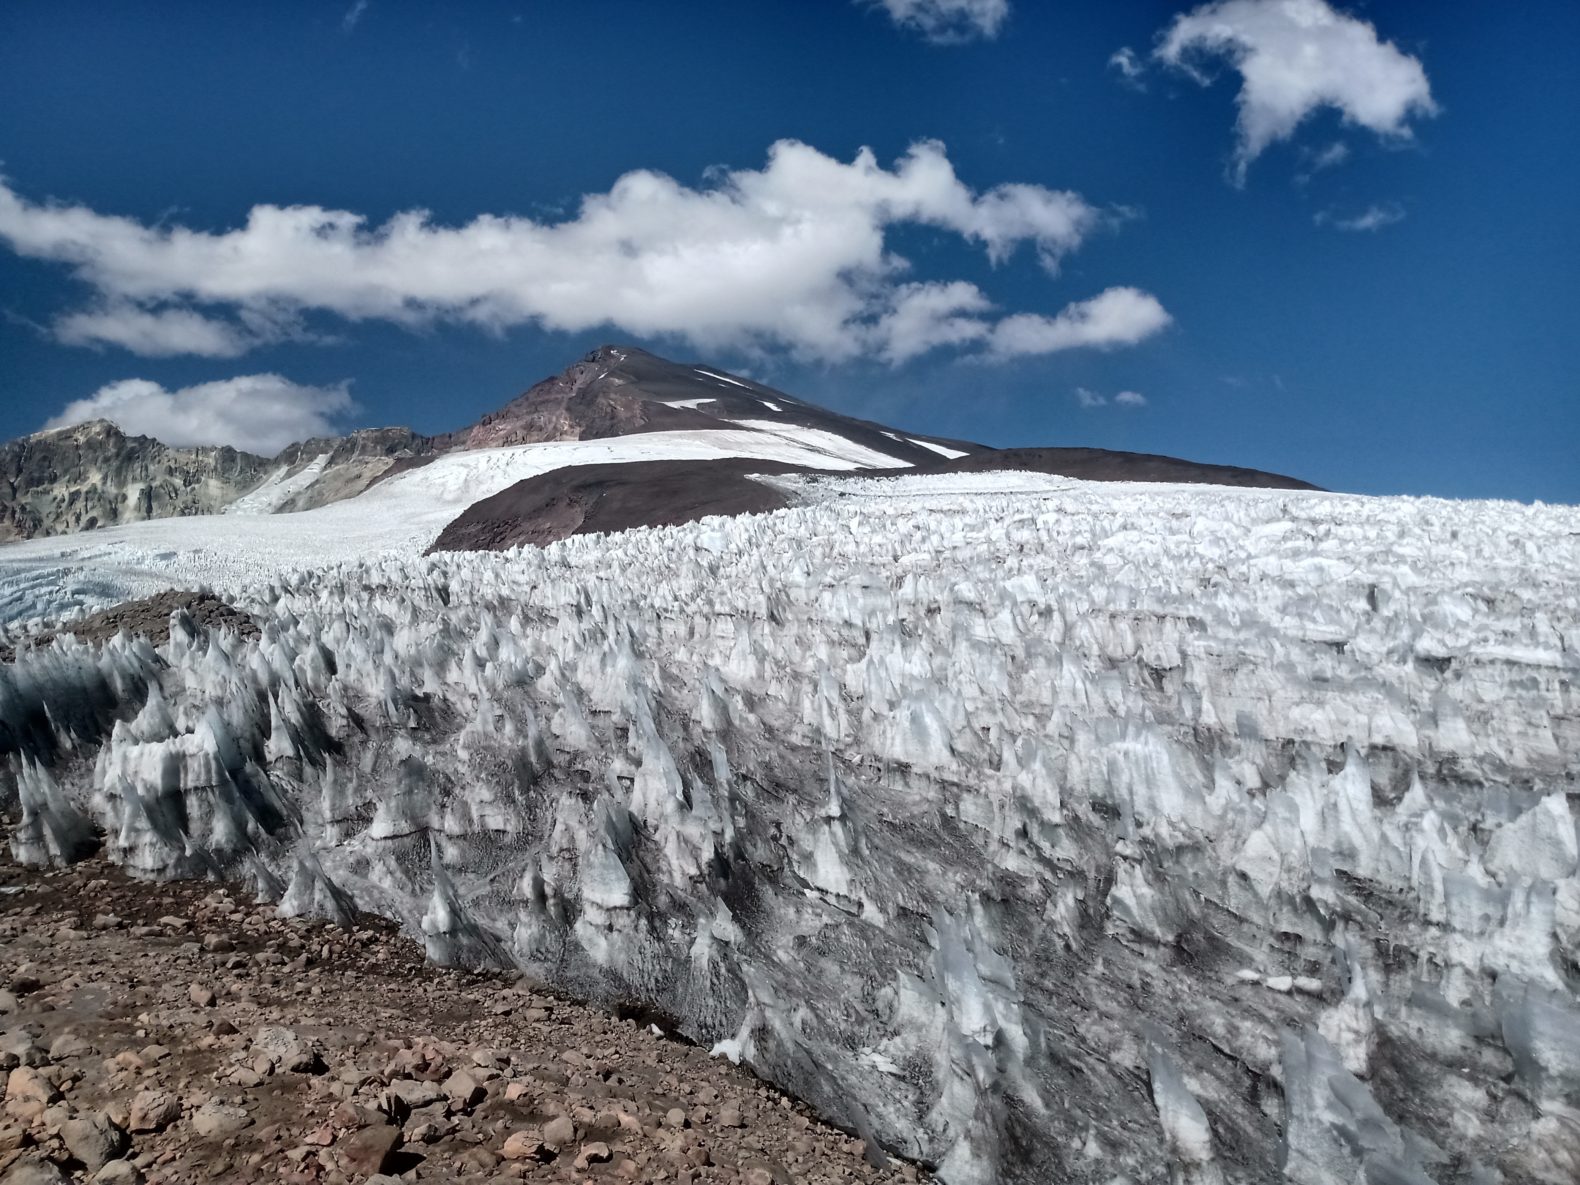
[730,420,908,471]
[223,453,332,516]
[908,437,968,460]
[695,367,752,389]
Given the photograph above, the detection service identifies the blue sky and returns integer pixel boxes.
[1,0,1575,500]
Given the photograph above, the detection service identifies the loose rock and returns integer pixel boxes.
[191,1101,253,1137]
[336,1125,401,1176]
[90,1161,143,1184]
[542,1114,577,1149]
[501,1131,544,1161]
[60,1113,129,1171]
[127,1090,180,1133]
[0,1156,67,1185]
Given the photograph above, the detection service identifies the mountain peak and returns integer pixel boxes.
[33,418,126,442]
[450,345,963,466]
[583,343,645,364]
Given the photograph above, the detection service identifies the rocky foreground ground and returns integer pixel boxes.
[0,858,923,1185]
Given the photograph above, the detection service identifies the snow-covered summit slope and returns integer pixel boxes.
[0,426,908,629]
[3,477,1578,1183]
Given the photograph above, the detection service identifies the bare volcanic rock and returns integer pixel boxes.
[427,445,1317,555]
[458,351,722,449]
[915,446,1323,490]
[428,457,812,553]
[0,421,445,542]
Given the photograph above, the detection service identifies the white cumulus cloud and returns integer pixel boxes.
[989,287,1173,358]
[1155,0,1436,183]
[874,281,996,365]
[1114,390,1148,407]
[43,374,356,455]
[0,141,1168,365]
[864,0,1008,43]
[53,305,254,357]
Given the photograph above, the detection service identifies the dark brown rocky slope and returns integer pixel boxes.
[428,458,811,554]
[914,446,1321,490]
[427,445,1319,554]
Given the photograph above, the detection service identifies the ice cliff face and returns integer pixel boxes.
[3,476,1578,1184]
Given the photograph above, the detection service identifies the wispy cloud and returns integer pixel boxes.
[1074,387,1148,409]
[0,142,1170,366]
[1306,141,1351,172]
[1152,0,1436,183]
[1294,140,1352,185]
[53,305,255,357]
[862,0,1008,44]
[1108,46,1147,90]
[1315,202,1406,232]
[341,0,369,34]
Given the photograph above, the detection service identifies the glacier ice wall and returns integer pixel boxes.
[3,478,1579,1184]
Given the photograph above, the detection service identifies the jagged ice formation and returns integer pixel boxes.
[3,474,1578,1184]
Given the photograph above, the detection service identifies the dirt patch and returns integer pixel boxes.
[0,856,921,1185]
[1,592,260,664]
[914,447,1322,490]
[428,459,815,554]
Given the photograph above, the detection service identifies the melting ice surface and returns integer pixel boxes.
[3,473,1579,1184]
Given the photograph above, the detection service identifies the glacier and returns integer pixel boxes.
[2,473,1578,1184]
[0,426,913,630]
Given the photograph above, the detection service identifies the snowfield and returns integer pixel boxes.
[3,473,1579,1183]
[0,427,913,628]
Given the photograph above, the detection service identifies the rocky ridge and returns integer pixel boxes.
[0,423,274,543]
[0,424,442,544]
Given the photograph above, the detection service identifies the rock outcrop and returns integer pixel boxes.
[0,422,445,543]
[0,421,274,542]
